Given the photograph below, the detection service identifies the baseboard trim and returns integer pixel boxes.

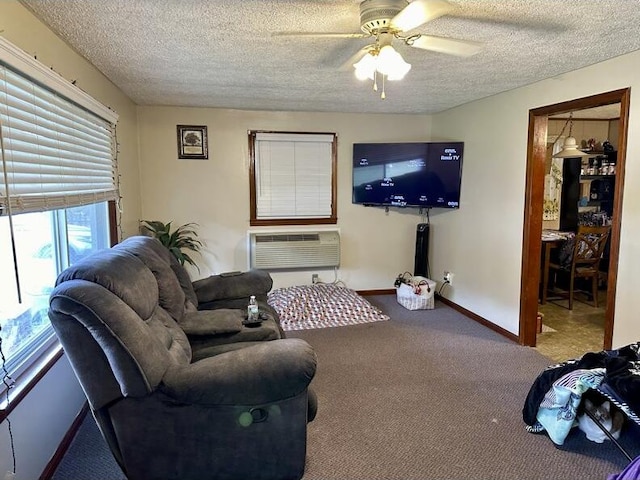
[357,288,396,296]
[435,294,519,343]
[40,402,90,480]
[358,289,518,344]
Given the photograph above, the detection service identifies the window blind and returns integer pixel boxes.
[0,62,117,214]
[254,132,334,219]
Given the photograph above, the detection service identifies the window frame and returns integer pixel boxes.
[249,130,338,226]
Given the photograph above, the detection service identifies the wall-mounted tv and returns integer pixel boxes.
[352,142,464,209]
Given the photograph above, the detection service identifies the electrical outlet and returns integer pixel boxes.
[312,274,319,284]
[443,271,454,285]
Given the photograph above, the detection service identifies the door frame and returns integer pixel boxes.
[519,88,631,347]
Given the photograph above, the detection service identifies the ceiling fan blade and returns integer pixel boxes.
[390,0,453,32]
[409,35,483,57]
[273,32,369,39]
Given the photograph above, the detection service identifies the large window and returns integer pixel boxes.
[0,203,109,379]
[0,37,118,399]
[249,131,337,226]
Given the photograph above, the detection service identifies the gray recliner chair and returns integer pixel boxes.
[48,236,317,480]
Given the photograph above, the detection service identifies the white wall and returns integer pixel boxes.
[431,49,640,347]
[0,356,83,480]
[0,3,140,478]
[137,108,433,290]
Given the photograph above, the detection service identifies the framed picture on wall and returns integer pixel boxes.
[177,125,208,159]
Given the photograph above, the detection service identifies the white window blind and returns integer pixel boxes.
[254,132,335,220]
[0,37,118,407]
[0,58,117,215]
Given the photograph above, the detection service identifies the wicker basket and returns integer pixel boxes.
[396,277,435,310]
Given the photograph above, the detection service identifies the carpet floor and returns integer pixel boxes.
[51,295,638,480]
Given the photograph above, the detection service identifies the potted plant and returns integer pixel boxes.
[140,220,203,270]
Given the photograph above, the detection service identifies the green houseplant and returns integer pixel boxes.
[140,220,203,270]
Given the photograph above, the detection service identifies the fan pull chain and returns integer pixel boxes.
[373,71,378,92]
[381,75,386,99]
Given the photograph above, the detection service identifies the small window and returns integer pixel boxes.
[249,131,337,226]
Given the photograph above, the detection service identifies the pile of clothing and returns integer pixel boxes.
[523,342,640,445]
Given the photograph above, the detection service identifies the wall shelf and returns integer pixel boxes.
[581,174,616,181]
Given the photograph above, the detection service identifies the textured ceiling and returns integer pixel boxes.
[19,0,640,115]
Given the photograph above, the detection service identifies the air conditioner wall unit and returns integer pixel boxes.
[249,230,340,270]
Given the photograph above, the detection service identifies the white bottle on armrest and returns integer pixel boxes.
[247,295,259,322]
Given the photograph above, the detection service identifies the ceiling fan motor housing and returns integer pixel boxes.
[359,0,408,34]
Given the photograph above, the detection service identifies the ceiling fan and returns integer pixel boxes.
[277,0,482,60]
[276,0,482,97]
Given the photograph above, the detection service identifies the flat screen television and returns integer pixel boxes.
[352,142,464,208]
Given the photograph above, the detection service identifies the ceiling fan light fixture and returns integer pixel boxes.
[386,64,411,81]
[353,45,411,84]
[383,49,412,80]
[376,45,403,76]
[354,52,377,80]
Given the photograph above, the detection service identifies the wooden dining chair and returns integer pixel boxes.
[548,225,611,309]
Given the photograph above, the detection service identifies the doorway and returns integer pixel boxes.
[519,88,631,352]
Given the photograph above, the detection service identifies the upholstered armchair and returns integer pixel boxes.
[48,236,317,480]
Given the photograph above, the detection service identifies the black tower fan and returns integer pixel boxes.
[414,223,430,278]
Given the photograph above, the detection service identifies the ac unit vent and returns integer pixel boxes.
[255,233,320,243]
[249,230,340,270]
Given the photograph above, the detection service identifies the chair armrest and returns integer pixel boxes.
[161,338,316,405]
[192,270,273,307]
[179,309,243,336]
